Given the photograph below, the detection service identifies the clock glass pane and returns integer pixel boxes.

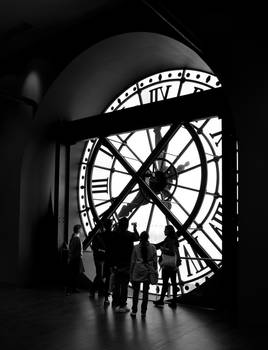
[78,69,222,295]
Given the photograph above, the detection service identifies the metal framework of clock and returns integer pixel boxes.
[78,69,223,296]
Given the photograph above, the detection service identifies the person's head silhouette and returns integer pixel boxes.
[102,218,113,231]
[118,217,129,231]
[164,225,176,239]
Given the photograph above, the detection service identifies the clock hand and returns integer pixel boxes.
[83,124,181,248]
[154,127,168,170]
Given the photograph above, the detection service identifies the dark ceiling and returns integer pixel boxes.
[0,0,236,80]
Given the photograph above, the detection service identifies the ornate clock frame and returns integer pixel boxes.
[60,68,237,300]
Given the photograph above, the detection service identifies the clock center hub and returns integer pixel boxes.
[149,171,167,193]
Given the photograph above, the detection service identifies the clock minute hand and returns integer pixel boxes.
[83,124,182,248]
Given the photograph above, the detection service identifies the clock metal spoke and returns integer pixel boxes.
[126,123,219,272]
[94,198,113,208]
[83,124,181,248]
[171,183,217,197]
[171,181,221,254]
[146,129,154,153]
[84,163,142,247]
[94,187,139,210]
[85,123,219,272]
[171,195,199,227]
[130,187,139,195]
[173,194,222,253]
[135,176,218,271]
[154,127,168,171]
[189,226,222,254]
[102,123,182,180]
[179,155,222,175]
[200,228,222,253]
[94,164,129,175]
[116,134,144,165]
[109,162,215,269]
[103,124,218,271]
[160,192,170,225]
[191,118,211,135]
[192,118,210,131]
[99,146,114,159]
[146,129,157,172]
[146,203,155,233]
[171,137,194,168]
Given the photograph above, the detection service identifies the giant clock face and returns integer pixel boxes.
[78,69,222,295]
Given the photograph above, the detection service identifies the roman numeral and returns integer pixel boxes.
[92,178,108,194]
[209,202,222,238]
[149,85,172,102]
[211,202,222,225]
[209,130,222,147]
[183,244,207,277]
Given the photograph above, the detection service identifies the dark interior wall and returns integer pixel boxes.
[0,60,59,286]
[19,136,58,286]
[0,73,35,284]
[0,98,31,284]
[226,36,268,327]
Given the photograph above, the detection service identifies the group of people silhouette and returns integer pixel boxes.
[66,217,182,318]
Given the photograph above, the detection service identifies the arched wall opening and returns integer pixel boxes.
[20,31,218,285]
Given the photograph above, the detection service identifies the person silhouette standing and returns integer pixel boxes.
[90,225,107,298]
[66,224,84,295]
[153,225,181,308]
[110,217,139,313]
[130,231,158,318]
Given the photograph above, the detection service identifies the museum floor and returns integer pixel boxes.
[0,285,261,350]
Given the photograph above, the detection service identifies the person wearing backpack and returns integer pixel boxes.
[130,231,158,318]
[153,225,181,308]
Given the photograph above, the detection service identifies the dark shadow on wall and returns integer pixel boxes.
[29,195,59,287]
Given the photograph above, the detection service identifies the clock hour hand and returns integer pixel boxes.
[118,191,148,218]
[154,127,167,170]
[160,161,190,210]
[118,172,151,218]
[118,161,190,218]
[176,161,190,172]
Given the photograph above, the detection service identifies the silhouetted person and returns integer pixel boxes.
[130,231,158,318]
[110,217,139,313]
[153,224,181,308]
[66,224,84,295]
[90,224,107,298]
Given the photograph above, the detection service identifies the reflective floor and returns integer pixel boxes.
[0,286,258,350]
